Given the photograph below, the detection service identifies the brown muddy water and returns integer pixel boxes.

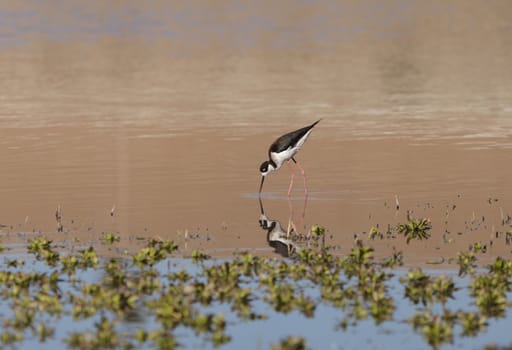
[1,0,512,265]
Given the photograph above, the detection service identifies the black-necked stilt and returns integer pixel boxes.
[258,197,299,257]
[258,119,320,196]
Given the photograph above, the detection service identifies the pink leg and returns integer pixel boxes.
[286,216,298,238]
[286,197,297,238]
[294,161,308,196]
[287,161,295,197]
[301,194,308,219]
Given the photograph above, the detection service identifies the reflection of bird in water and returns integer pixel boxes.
[258,197,300,258]
[259,120,320,196]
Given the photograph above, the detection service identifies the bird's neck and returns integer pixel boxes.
[269,159,278,170]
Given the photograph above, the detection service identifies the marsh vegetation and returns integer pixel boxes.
[1,209,512,350]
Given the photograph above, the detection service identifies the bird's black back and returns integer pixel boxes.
[269,119,320,154]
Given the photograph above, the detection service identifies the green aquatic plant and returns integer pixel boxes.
[0,331,23,346]
[470,273,508,318]
[146,238,178,252]
[33,290,63,316]
[401,268,432,306]
[101,232,120,244]
[77,246,99,268]
[401,270,456,308]
[411,311,454,350]
[6,226,512,349]
[368,226,385,240]
[470,242,487,253]
[146,329,178,350]
[132,238,178,267]
[66,316,123,349]
[488,257,512,276]
[60,247,105,277]
[133,240,177,267]
[380,250,404,269]
[369,288,395,324]
[265,283,316,317]
[457,251,477,277]
[27,238,59,265]
[60,255,79,275]
[431,276,457,306]
[5,259,24,268]
[506,229,512,245]
[102,259,127,288]
[398,216,432,244]
[191,249,210,262]
[310,225,326,238]
[272,336,310,350]
[36,322,55,342]
[71,296,97,320]
[343,241,374,278]
[458,311,487,337]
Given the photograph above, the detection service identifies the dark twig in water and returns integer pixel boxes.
[55,205,63,233]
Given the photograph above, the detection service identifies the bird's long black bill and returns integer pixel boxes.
[259,176,265,195]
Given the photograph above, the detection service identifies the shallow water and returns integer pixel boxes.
[0,252,511,350]
[2,2,512,348]
[1,1,512,263]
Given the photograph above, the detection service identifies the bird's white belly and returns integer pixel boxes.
[270,147,298,169]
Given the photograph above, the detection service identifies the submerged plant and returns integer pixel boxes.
[470,274,508,318]
[457,251,477,277]
[27,238,59,265]
[401,269,433,305]
[272,336,310,350]
[458,311,487,337]
[411,311,454,350]
[133,239,178,267]
[191,250,210,262]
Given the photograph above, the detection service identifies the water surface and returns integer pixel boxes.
[1,0,512,263]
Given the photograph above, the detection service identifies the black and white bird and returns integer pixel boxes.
[259,119,320,196]
[258,197,300,257]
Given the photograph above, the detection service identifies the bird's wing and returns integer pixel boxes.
[269,120,320,154]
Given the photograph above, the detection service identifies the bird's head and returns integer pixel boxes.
[259,161,276,194]
[259,160,275,177]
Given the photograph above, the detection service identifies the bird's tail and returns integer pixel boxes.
[310,119,321,128]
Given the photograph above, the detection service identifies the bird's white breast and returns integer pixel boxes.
[270,128,313,169]
[270,146,298,169]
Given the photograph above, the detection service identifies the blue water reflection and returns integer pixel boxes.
[3,255,512,350]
